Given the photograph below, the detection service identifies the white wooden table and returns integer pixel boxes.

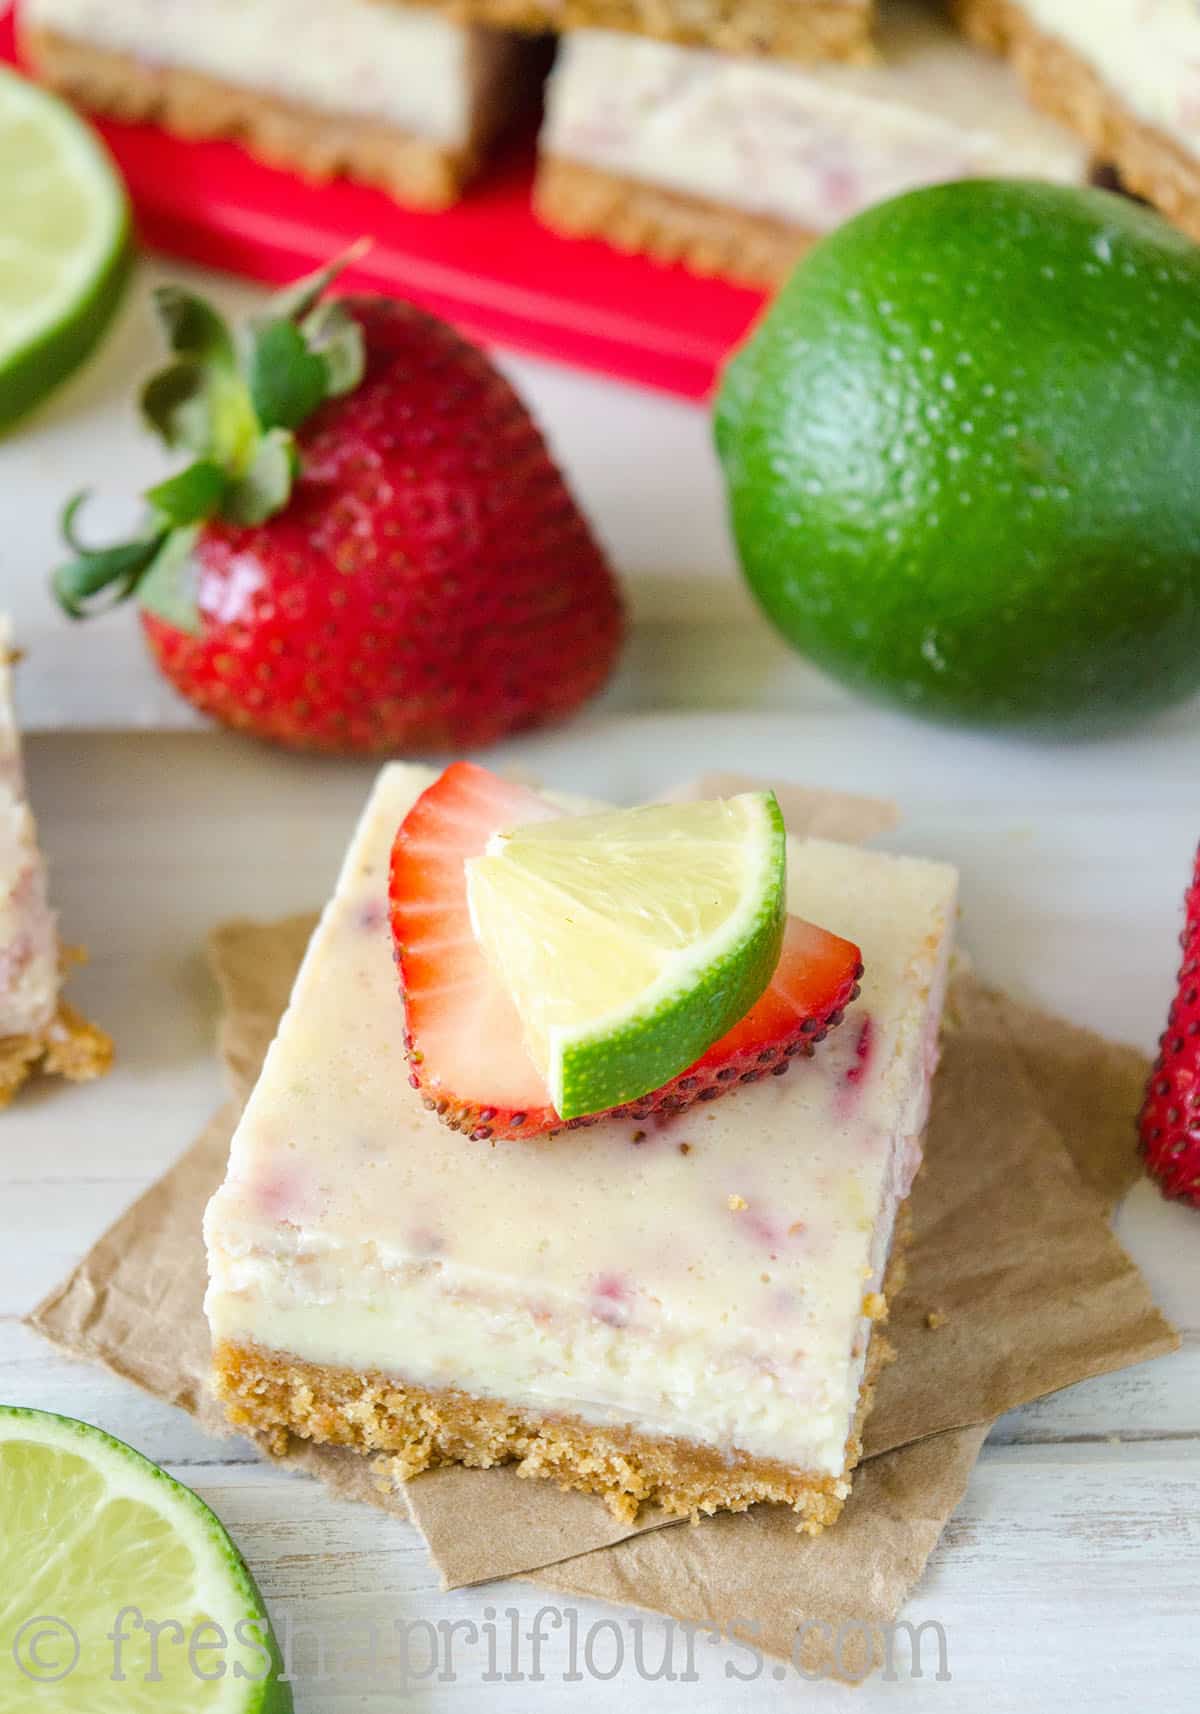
[3,264,1199,1712]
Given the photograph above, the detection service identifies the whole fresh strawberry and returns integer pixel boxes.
[1139,841,1200,1208]
[53,250,623,752]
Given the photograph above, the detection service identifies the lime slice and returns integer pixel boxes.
[0,67,130,430]
[465,791,787,1120]
[0,1408,291,1711]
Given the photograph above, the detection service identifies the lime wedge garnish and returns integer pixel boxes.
[0,67,130,430]
[465,791,787,1119]
[0,1408,291,1711]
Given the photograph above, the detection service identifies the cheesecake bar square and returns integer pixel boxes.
[21,0,538,209]
[536,3,1090,285]
[953,0,1200,242]
[205,765,957,1528]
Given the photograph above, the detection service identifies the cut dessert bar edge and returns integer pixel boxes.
[0,994,114,1110]
[20,25,499,209]
[213,1205,911,1530]
[403,0,872,65]
[952,0,1200,241]
[534,154,815,287]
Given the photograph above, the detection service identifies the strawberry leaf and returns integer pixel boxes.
[51,252,376,630]
[53,537,162,616]
[145,460,228,528]
[141,358,259,465]
[60,490,101,557]
[141,361,216,455]
[264,238,370,324]
[53,496,201,633]
[245,320,329,433]
[137,526,203,635]
[302,300,366,398]
[143,287,254,462]
[223,428,299,526]
[53,496,169,619]
[151,286,236,369]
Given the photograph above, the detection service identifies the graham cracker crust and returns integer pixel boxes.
[952,0,1200,241]
[0,997,113,1109]
[213,1206,910,1529]
[534,155,815,287]
[20,25,522,209]
[399,0,872,64]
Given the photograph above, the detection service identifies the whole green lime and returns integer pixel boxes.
[715,180,1200,732]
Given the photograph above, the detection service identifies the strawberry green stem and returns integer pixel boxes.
[51,243,370,630]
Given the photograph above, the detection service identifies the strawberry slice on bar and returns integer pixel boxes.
[389,762,862,1141]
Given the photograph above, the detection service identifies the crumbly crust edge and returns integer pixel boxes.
[534,154,815,288]
[19,25,525,209]
[394,0,871,64]
[0,992,113,1109]
[212,1206,910,1530]
[951,0,1200,240]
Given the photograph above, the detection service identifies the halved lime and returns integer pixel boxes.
[0,1407,291,1711]
[465,791,787,1119]
[0,66,130,430]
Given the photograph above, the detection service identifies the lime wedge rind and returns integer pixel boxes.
[467,791,788,1120]
[0,1406,291,1712]
[0,67,131,431]
[554,792,787,1116]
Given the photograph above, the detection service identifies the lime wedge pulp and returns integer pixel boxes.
[0,1408,291,1711]
[0,65,130,430]
[465,791,787,1120]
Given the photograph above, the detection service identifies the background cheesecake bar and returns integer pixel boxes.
[952,0,1200,242]
[0,619,111,1105]
[204,763,957,1528]
[535,2,1089,284]
[20,0,537,208]
[394,0,873,65]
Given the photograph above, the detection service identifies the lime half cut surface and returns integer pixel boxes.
[0,1407,291,1711]
[0,66,129,429]
[466,791,787,1119]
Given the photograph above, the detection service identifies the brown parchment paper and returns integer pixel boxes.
[28,782,1177,1666]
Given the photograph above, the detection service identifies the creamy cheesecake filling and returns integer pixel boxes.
[205,765,957,1477]
[542,4,1088,230]
[0,622,58,1040]
[22,0,488,144]
[999,0,1200,157]
[207,1104,931,1471]
[208,1249,888,1470]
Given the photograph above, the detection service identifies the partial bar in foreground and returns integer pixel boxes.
[0,617,111,1105]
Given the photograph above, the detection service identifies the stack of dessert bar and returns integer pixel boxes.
[23,0,1191,284]
[533,0,1090,282]
[953,0,1200,245]
[19,0,540,208]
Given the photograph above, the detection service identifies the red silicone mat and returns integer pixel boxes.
[3,7,768,397]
